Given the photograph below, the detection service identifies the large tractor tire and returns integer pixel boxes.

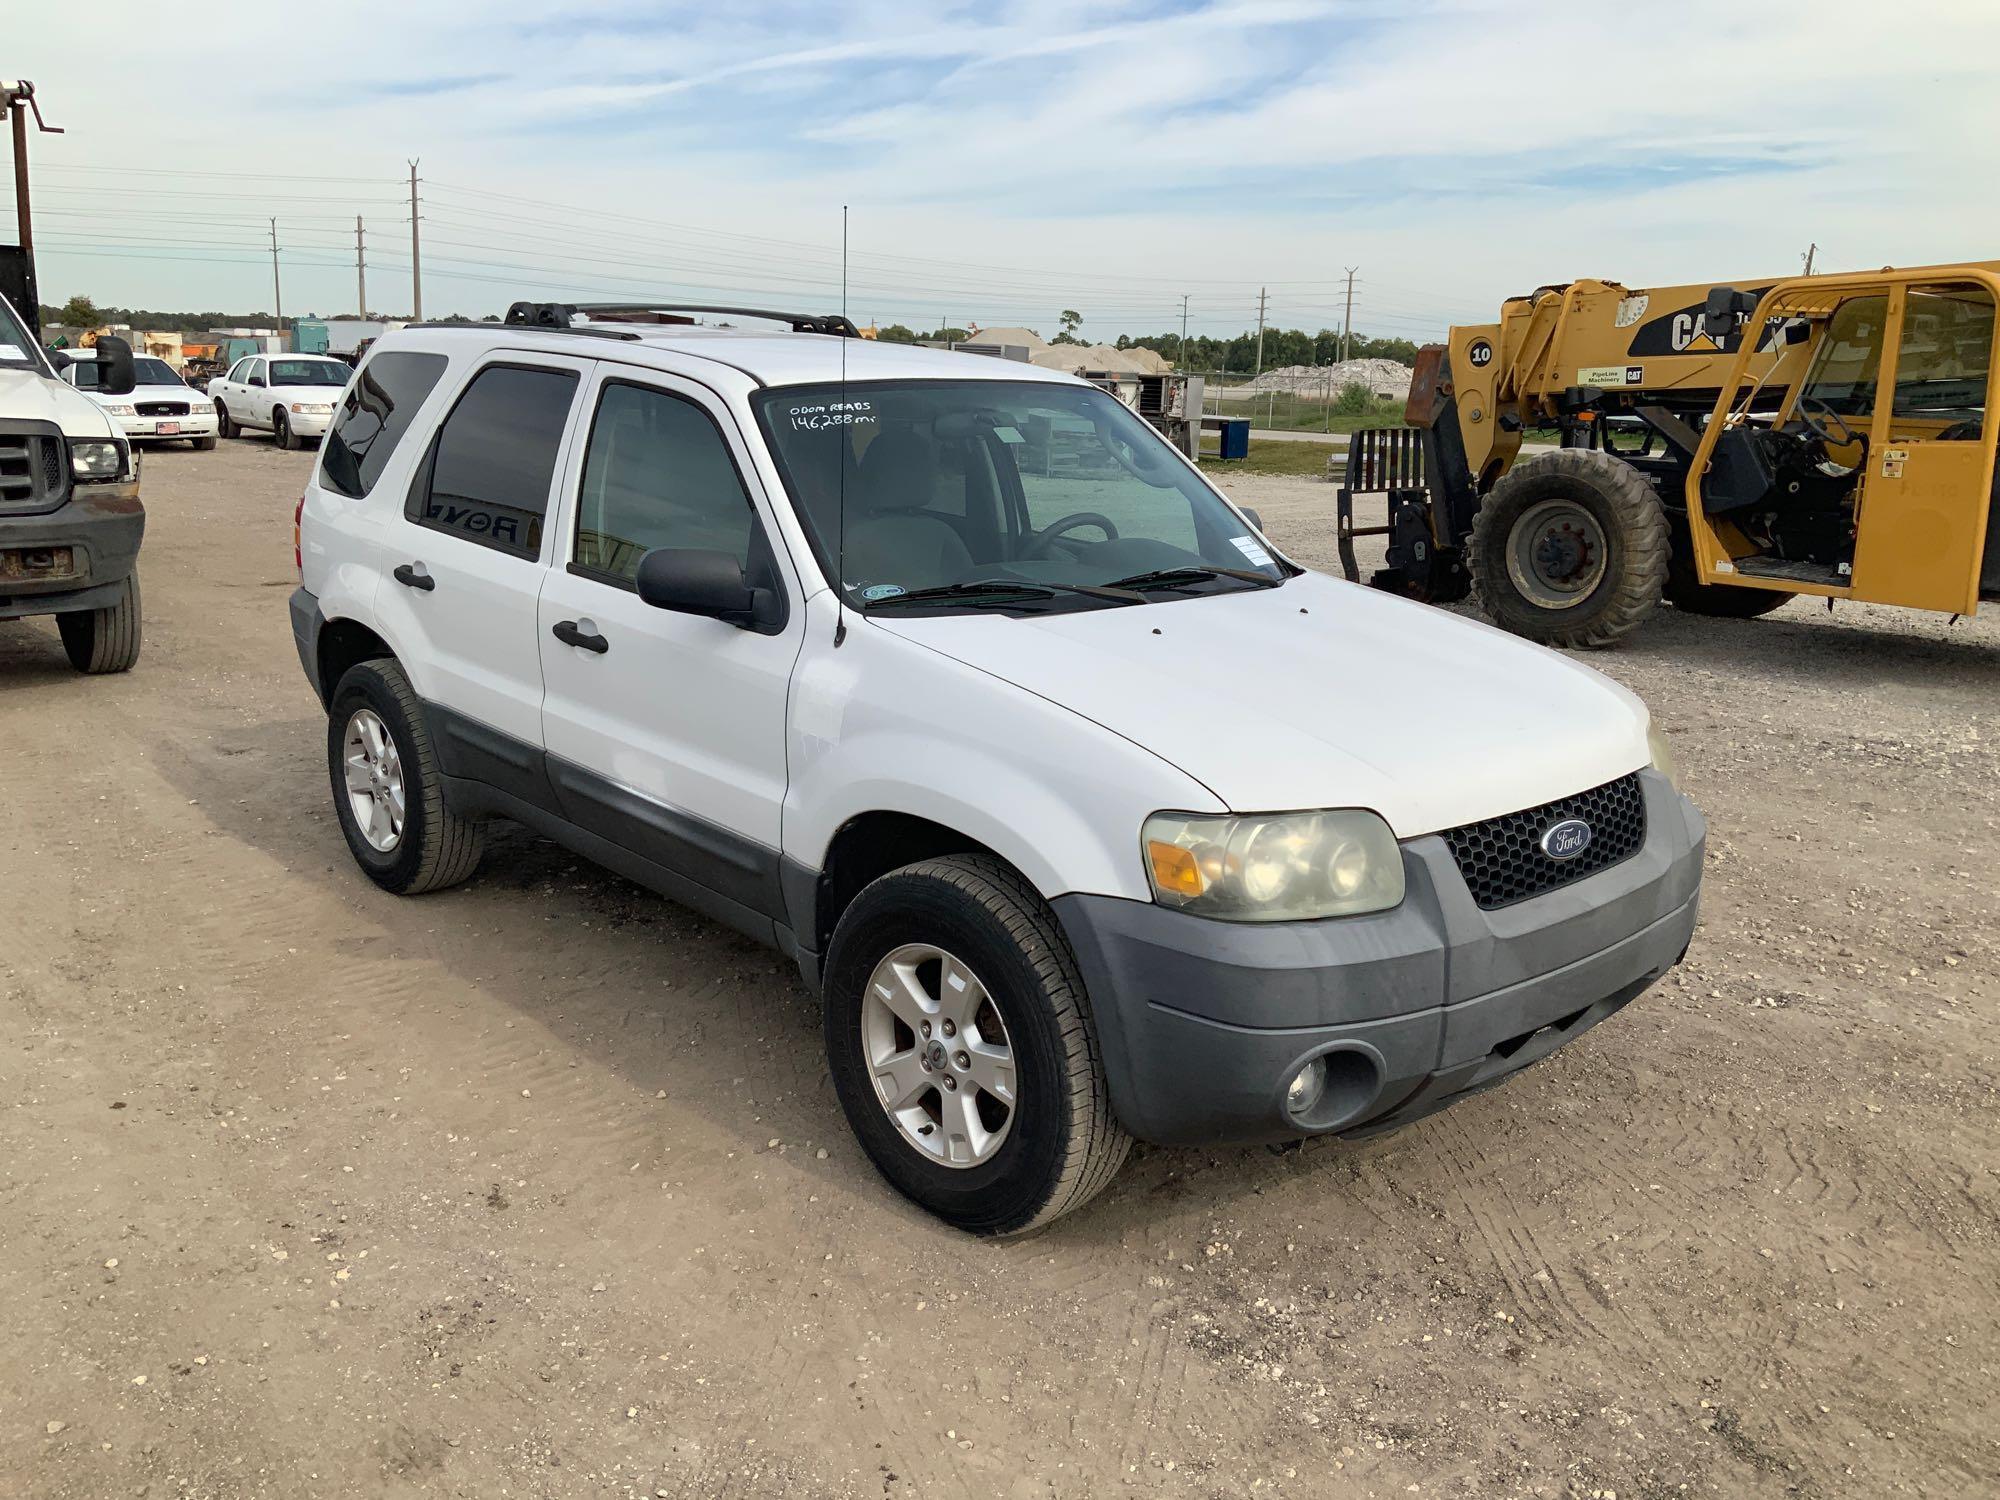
[1468,449,1668,649]
[1664,553,1791,618]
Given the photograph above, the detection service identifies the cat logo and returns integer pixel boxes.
[1671,312,1723,352]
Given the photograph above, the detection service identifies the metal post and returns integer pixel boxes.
[269,218,283,335]
[1802,242,1817,276]
[356,216,366,318]
[1179,293,1189,374]
[1253,286,1266,377]
[408,159,422,320]
[10,102,31,266]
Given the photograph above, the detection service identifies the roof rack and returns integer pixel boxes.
[565,301,861,338]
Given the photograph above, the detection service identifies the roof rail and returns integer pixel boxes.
[569,301,862,338]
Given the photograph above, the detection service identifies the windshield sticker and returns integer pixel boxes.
[784,398,877,433]
[1231,534,1274,568]
[993,425,1025,444]
[859,583,906,601]
[0,346,29,361]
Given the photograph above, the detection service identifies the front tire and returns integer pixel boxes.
[273,409,295,450]
[57,573,142,674]
[326,659,484,894]
[191,433,218,452]
[1469,448,1668,648]
[215,402,235,439]
[823,854,1130,1236]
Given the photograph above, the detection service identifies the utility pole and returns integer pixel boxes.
[1179,294,1190,372]
[269,217,283,335]
[408,159,422,320]
[1253,286,1267,377]
[355,216,367,319]
[1341,266,1358,363]
[1801,242,1817,276]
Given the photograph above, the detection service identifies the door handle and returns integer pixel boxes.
[392,563,435,592]
[552,619,609,654]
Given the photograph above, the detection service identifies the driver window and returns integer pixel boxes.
[1799,296,1887,419]
[1013,404,1199,551]
[1890,285,1991,440]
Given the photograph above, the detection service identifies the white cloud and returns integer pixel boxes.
[8,0,1996,340]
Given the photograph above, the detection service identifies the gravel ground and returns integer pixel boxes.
[3,442,1995,1499]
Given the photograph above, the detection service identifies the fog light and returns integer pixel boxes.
[1285,1058,1328,1118]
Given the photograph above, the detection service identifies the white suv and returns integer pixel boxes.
[209,353,349,448]
[290,303,1705,1234]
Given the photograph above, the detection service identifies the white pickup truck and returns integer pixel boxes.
[0,292,144,672]
[290,303,1705,1234]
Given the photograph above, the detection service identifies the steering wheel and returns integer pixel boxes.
[1796,396,1862,450]
[1022,512,1119,560]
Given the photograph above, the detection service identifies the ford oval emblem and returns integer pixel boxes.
[1540,818,1593,861]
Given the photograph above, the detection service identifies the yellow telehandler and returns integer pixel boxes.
[1336,264,2000,645]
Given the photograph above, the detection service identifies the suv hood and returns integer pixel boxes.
[0,365,121,439]
[871,571,1652,837]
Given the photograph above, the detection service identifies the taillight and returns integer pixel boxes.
[294,493,306,576]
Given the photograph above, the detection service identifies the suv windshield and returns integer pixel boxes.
[754,378,1286,609]
[270,359,348,386]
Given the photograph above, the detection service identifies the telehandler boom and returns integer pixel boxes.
[1337,265,2000,645]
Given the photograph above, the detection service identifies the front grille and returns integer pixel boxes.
[136,401,190,417]
[1441,772,1646,910]
[0,427,69,515]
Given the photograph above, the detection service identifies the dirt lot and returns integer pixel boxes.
[4,440,1996,1499]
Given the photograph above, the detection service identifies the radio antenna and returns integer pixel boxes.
[833,203,850,646]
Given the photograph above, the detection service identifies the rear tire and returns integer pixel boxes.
[325,659,484,895]
[1469,448,1668,648]
[215,403,235,439]
[823,854,1130,1236]
[57,573,142,674]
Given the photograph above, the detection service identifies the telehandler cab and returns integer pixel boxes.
[1337,264,2000,646]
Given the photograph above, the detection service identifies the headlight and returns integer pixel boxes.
[102,403,138,416]
[70,439,125,480]
[1143,808,1404,921]
[190,400,215,414]
[290,401,334,414]
[1646,721,1680,791]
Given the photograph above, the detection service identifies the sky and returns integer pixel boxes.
[6,0,1995,344]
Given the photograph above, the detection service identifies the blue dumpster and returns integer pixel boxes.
[1216,418,1251,460]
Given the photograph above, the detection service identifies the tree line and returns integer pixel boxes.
[869,319,1423,371]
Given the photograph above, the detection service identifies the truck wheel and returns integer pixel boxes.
[1665,555,1791,618]
[215,403,235,438]
[57,573,142,674]
[823,854,1130,1236]
[325,659,484,895]
[273,409,295,450]
[1469,448,1668,648]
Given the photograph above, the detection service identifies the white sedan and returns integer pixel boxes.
[209,353,352,449]
[62,351,219,449]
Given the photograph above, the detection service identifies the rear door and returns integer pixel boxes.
[373,352,592,806]
[534,366,804,921]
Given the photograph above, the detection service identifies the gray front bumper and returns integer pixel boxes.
[0,481,145,617]
[1054,769,1704,1146]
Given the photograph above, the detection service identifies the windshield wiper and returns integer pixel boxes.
[862,577,1143,610]
[1100,565,1281,593]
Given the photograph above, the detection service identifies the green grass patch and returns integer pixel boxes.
[1197,440,1337,477]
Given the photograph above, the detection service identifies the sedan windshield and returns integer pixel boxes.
[270,360,348,386]
[133,357,185,387]
[753,379,1287,610]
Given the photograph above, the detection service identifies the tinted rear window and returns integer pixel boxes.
[410,362,579,559]
[321,351,449,499]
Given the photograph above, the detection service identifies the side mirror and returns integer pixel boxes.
[1239,506,1263,531]
[45,347,70,373]
[248,373,266,388]
[94,335,137,396]
[635,548,780,631]
[1703,287,1760,354]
